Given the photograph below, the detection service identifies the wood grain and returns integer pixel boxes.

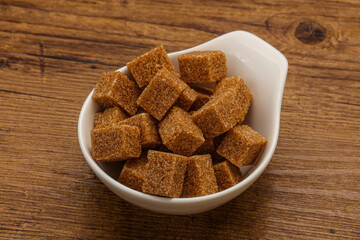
[0,0,359,239]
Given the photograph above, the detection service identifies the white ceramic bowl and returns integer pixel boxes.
[78,30,288,215]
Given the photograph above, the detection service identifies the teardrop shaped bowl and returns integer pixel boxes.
[78,30,288,215]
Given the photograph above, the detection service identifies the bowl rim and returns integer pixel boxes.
[78,30,288,204]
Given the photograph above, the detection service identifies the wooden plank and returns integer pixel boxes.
[0,0,359,239]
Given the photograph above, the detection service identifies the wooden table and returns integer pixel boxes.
[1,0,359,239]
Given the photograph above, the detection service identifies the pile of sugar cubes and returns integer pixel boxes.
[90,45,267,198]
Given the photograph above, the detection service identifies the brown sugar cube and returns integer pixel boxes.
[172,72,181,78]
[92,71,140,115]
[171,71,197,111]
[94,106,128,129]
[127,45,174,88]
[142,150,187,198]
[214,133,226,149]
[189,92,211,111]
[192,77,252,138]
[211,153,226,165]
[175,86,198,111]
[181,154,218,197]
[136,68,187,120]
[217,125,267,167]
[155,144,171,153]
[91,125,141,162]
[178,50,227,83]
[119,113,161,148]
[136,107,147,114]
[193,138,224,165]
[213,76,248,97]
[194,138,215,155]
[118,155,148,191]
[192,94,242,138]
[213,160,242,191]
[191,85,214,95]
[189,86,213,111]
[159,107,205,156]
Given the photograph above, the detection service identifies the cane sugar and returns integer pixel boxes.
[91,125,141,161]
[88,48,269,198]
[136,68,187,120]
[127,45,174,88]
[159,107,205,156]
[94,106,128,129]
[175,86,198,111]
[213,160,242,191]
[118,155,148,191]
[181,154,218,197]
[178,51,227,83]
[119,113,161,148]
[192,77,252,138]
[189,86,213,111]
[92,71,140,115]
[194,138,215,155]
[192,85,214,95]
[142,151,187,198]
[217,125,267,167]
[170,71,197,111]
